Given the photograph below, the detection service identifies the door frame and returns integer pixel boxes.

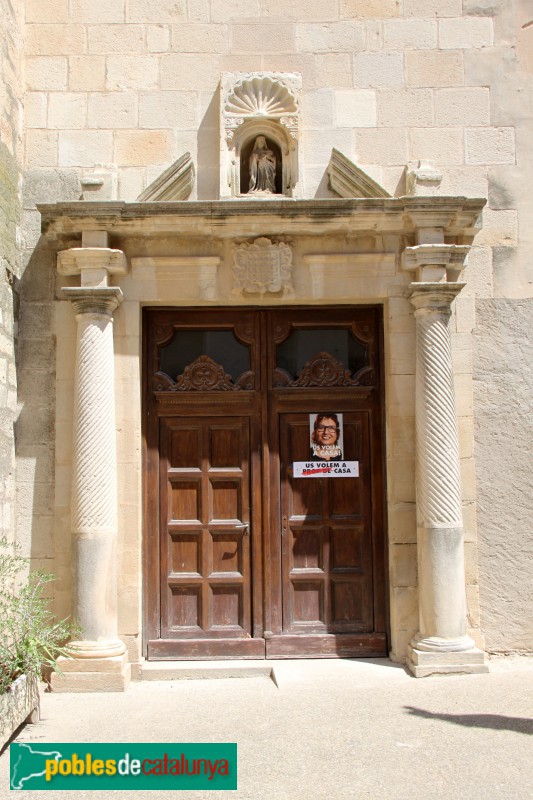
[142,305,389,659]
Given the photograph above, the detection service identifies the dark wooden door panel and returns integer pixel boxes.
[144,307,387,661]
[153,415,263,658]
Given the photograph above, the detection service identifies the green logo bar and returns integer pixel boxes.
[10,743,237,790]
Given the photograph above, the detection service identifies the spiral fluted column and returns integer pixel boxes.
[63,287,125,658]
[407,282,486,676]
[51,240,130,691]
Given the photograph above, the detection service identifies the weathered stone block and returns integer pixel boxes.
[335,89,376,128]
[211,0,260,22]
[68,56,106,91]
[314,54,352,88]
[409,127,463,165]
[390,543,418,588]
[126,0,186,22]
[114,130,173,167]
[139,91,198,130]
[303,129,354,165]
[70,0,125,23]
[48,93,87,129]
[353,52,404,87]
[170,23,229,52]
[404,0,461,16]
[87,24,145,54]
[58,130,113,167]
[302,90,334,129]
[106,55,159,91]
[439,17,493,49]
[341,0,400,17]
[262,0,332,22]
[87,93,137,129]
[160,54,220,90]
[383,19,437,49]
[187,0,209,23]
[436,88,490,127]
[378,89,434,128]
[146,24,171,53]
[475,209,518,248]
[25,131,59,168]
[356,128,408,165]
[24,93,47,128]
[26,0,68,23]
[232,23,295,53]
[26,56,67,91]
[296,21,365,53]
[406,50,463,90]
[465,127,516,165]
[25,24,86,56]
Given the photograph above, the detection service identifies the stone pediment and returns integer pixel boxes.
[327,148,390,199]
[137,152,195,202]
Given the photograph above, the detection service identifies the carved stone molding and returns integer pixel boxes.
[220,72,303,199]
[232,237,293,296]
[327,148,390,199]
[58,247,127,279]
[60,287,123,317]
[137,152,195,202]
[402,244,470,283]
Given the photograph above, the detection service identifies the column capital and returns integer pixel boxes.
[60,286,123,317]
[402,243,470,282]
[409,281,465,314]
[57,247,127,287]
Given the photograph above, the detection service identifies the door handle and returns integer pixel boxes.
[235,523,249,536]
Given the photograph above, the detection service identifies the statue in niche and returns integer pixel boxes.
[248,136,276,193]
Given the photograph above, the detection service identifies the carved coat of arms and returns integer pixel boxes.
[232,237,293,296]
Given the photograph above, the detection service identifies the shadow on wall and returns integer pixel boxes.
[196,85,221,201]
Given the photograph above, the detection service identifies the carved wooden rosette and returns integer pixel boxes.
[154,356,255,392]
[273,352,374,388]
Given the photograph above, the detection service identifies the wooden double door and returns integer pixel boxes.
[144,307,387,659]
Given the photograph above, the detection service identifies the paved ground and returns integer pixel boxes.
[1,656,532,799]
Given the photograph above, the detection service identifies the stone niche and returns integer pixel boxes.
[220,72,303,199]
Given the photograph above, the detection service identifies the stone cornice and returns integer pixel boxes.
[38,197,486,244]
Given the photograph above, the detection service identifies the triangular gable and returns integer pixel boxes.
[137,152,195,202]
[327,148,390,199]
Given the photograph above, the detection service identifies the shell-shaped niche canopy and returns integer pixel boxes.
[220,72,303,199]
[226,75,298,117]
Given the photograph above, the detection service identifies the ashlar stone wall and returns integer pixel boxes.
[0,0,23,553]
[19,0,533,654]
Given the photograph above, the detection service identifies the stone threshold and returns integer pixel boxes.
[139,660,277,685]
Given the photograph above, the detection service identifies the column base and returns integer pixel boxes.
[407,644,488,678]
[50,653,131,692]
[65,639,126,659]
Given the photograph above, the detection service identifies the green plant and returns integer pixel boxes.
[0,537,76,694]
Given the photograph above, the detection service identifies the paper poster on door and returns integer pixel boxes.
[292,413,359,478]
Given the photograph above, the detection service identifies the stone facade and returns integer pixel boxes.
[0,0,529,685]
